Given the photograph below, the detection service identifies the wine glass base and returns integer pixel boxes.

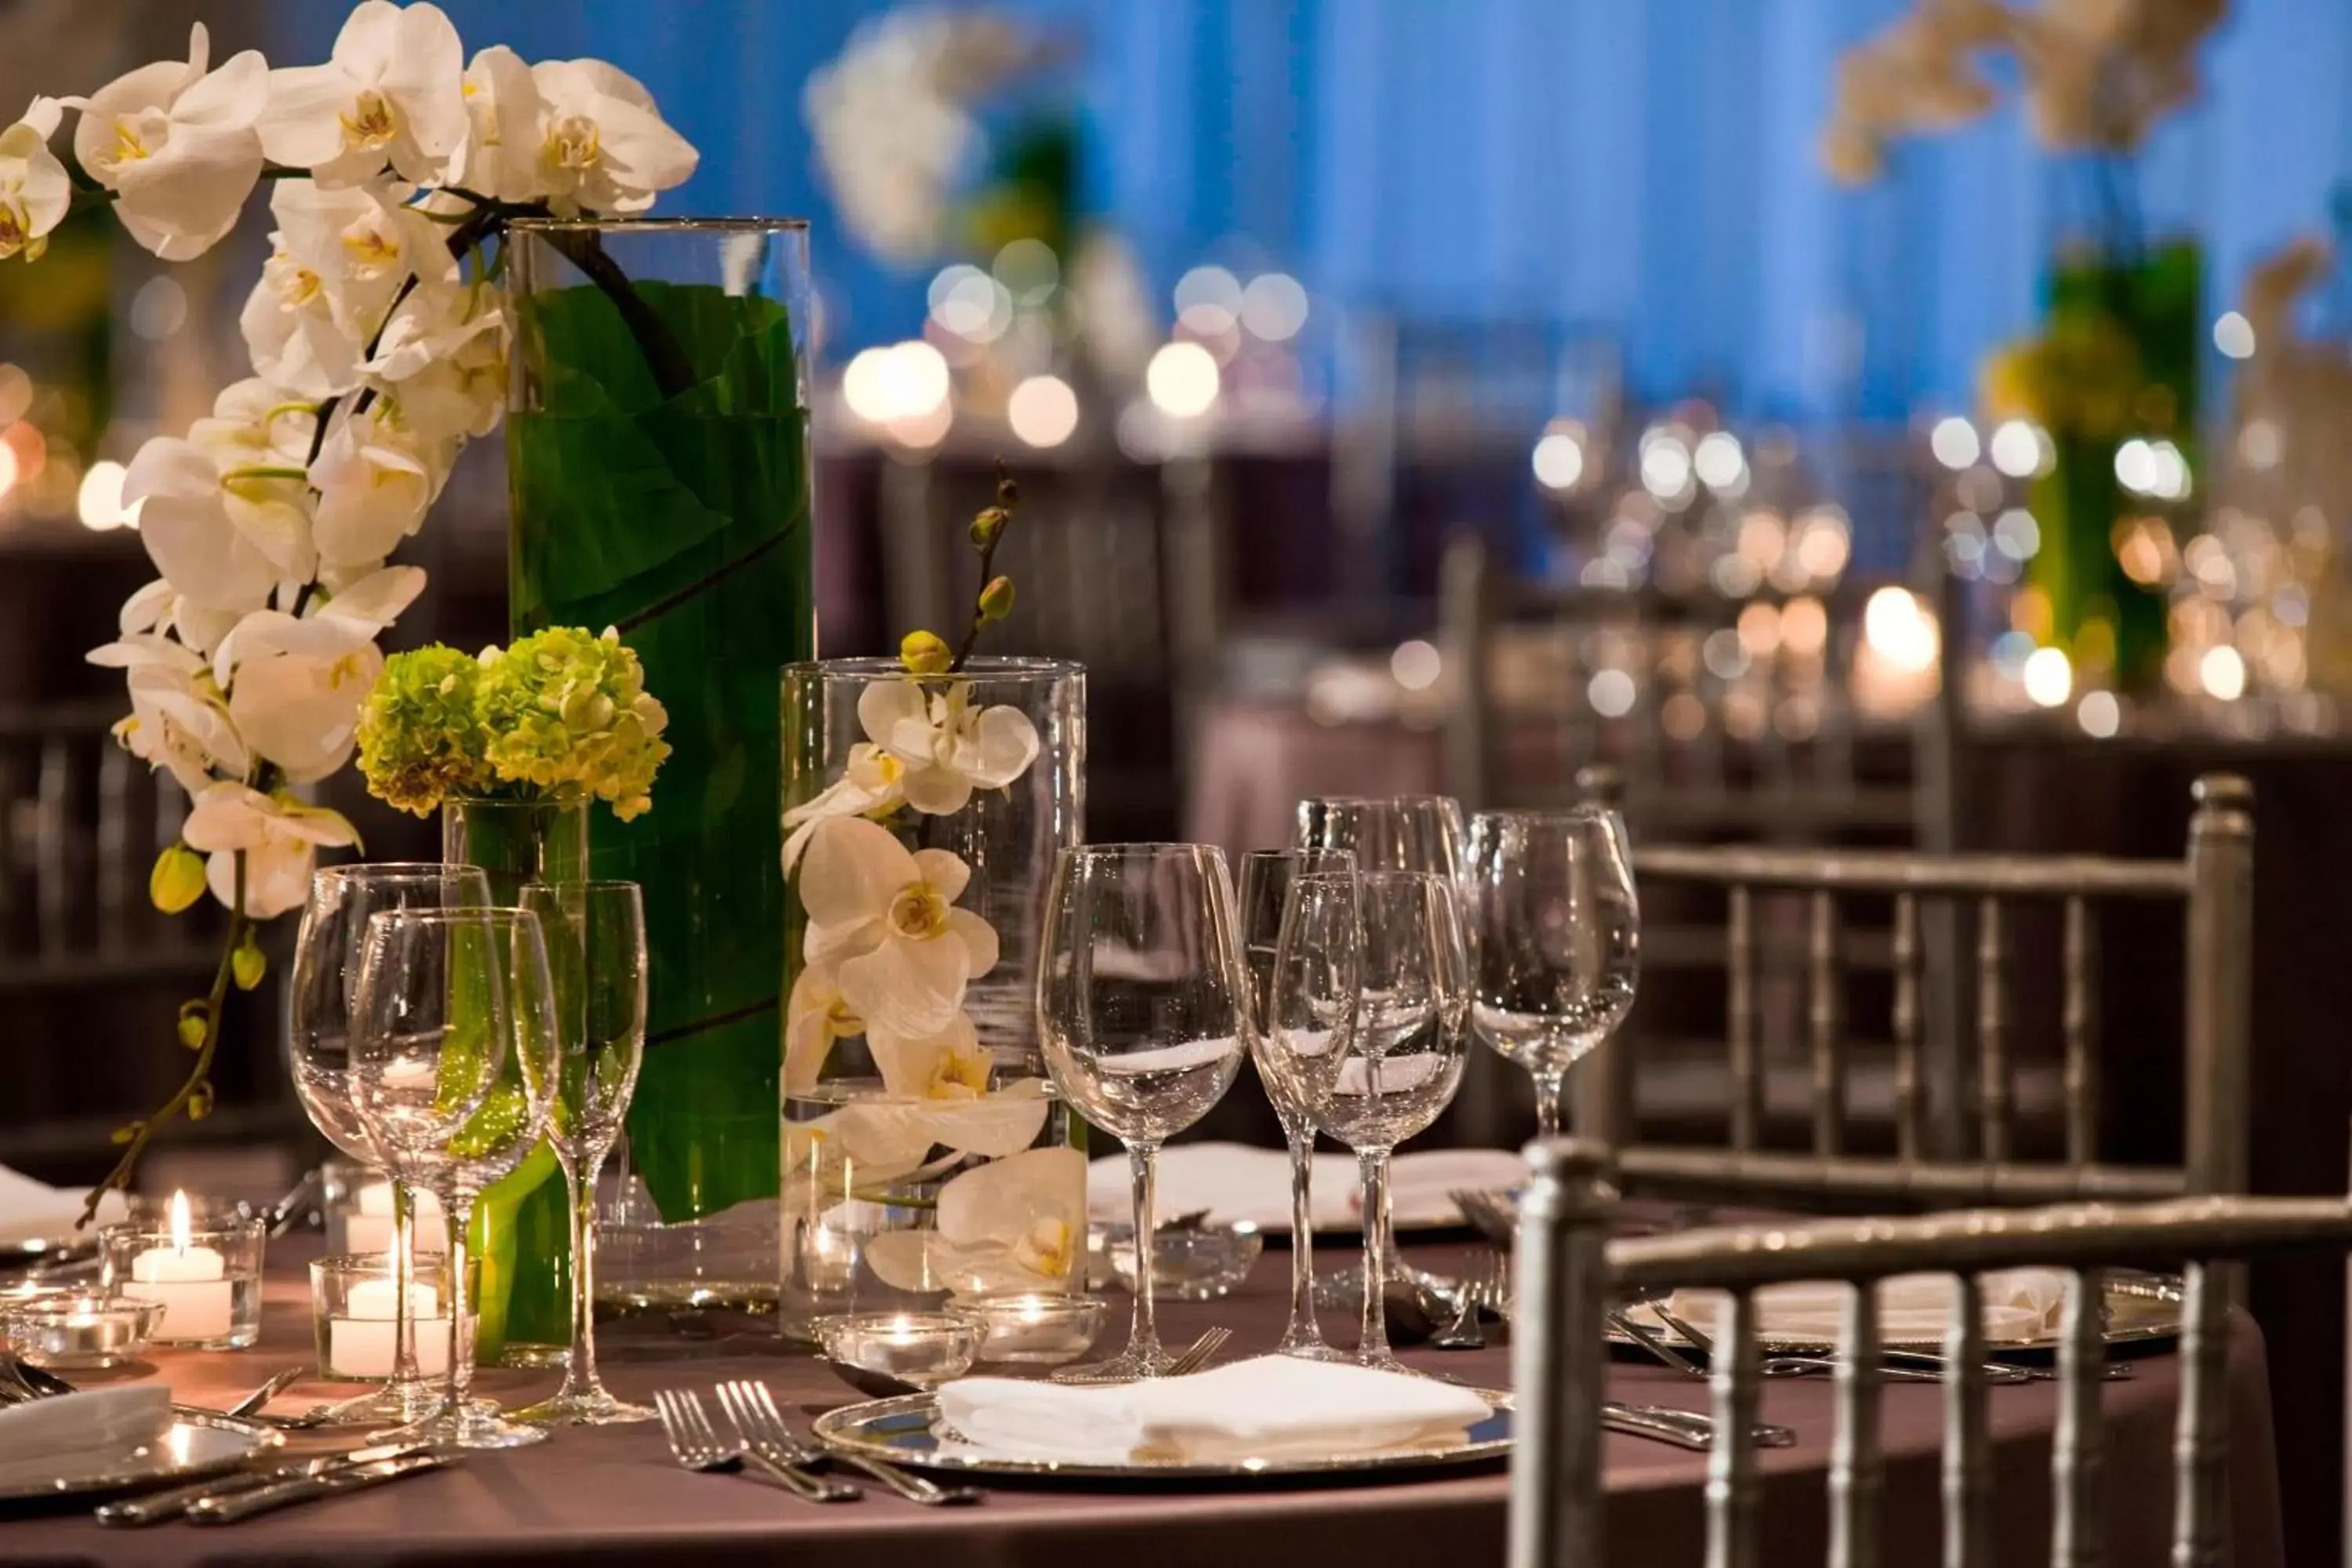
[513,1386,656,1426]
[311,1378,443,1426]
[1315,1258,1451,1311]
[1047,1345,1174,1384]
[1349,1349,1424,1376]
[1272,1334,1352,1364]
[374,1400,550,1450]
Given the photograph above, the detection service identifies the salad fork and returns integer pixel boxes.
[720,1380,977,1507]
[652,1388,858,1504]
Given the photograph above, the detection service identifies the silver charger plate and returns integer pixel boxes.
[813,1389,1515,1480]
[0,1412,281,1504]
[1613,1270,2186,1357]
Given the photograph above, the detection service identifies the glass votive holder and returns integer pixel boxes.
[0,1291,165,1370]
[324,1161,447,1258]
[1104,1222,1264,1301]
[310,1253,474,1382]
[956,1290,1109,1366]
[814,1312,986,1389]
[100,1215,266,1350]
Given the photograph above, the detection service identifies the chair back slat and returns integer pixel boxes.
[2060,898,2100,1169]
[1809,891,1846,1156]
[1975,898,2010,1165]
[2183,777,2255,1200]
[2052,1265,2107,1568]
[1708,1287,1764,1568]
[1728,884,1760,1152]
[1942,1274,1992,1568]
[1892,891,1925,1162]
[1506,1144,1612,1568]
[2173,1262,2232,1567]
[1829,1283,1885,1568]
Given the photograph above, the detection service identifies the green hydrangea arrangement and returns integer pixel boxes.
[359,628,672,821]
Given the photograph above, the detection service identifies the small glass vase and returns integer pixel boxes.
[440,796,583,1367]
[778,657,1087,1336]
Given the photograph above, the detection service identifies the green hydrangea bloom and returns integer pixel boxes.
[357,645,492,817]
[475,627,671,821]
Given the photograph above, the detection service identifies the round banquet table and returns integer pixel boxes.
[0,1240,2283,1568]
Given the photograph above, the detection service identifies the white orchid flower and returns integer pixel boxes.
[181,781,360,918]
[453,45,543,201]
[86,633,248,795]
[241,180,459,399]
[868,1011,993,1102]
[866,1145,1085,1296]
[123,436,298,617]
[365,291,508,441]
[799,815,998,1039]
[785,962,863,1096]
[316,564,426,631]
[781,742,908,873]
[257,1,467,187]
[308,402,451,569]
[67,25,267,260]
[0,98,69,262]
[856,679,1040,816]
[214,610,383,783]
[526,59,699,216]
[189,379,318,471]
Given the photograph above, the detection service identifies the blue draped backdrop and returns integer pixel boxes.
[276,0,2352,420]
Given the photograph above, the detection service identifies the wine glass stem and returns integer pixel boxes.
[1283,1125,1322,1345]
[441,1190,475,1421]
[560,1153,603,1397]
[1357,1147,1396,1360]
[392,1182,421,1388]
[1127,1141,1163,1365]
[1534,1073,1565,1139]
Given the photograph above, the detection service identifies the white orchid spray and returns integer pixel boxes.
[27,2,699,1218]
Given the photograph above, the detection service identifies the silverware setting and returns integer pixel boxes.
[186,1448,457,1524]
[1617,1296,2129,1385]
[718,1379,978,1507]
[1430,1251,1512,1351]
[1602,1400,1797,1451]
[1051,1324,1231,1385]
[95,1439,431,1527]
[653,1387,860,1504]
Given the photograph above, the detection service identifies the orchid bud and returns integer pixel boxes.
[978,575,1016,622]
[176,1012,208,1050]
[996,473,1019,508]
[150,844,206,914]
[899,630,953,676]
[968,506,1010,550]
[187,1082,214,1122]
[231,935,267,993]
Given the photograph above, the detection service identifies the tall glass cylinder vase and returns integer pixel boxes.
[778,658,1086,1336]
[506,220,816,1312]
[440,797,583,1365]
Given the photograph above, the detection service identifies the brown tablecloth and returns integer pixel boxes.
[0,1242,2281,1567]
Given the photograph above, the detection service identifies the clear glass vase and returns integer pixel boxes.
[440,796,583,1366]
[506,219,816,1315]
[778,657,1087,1335]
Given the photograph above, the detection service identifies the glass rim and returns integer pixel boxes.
[314,860,488,880]
[782,655,1083,679]
[363,904,545,928]
[1472,804,1624,823]
[504,215,811,234]
[1060,840,1225,857]
[99,1215,267,1243]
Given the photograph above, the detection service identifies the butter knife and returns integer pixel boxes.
[1603,1401,1796,1451]
[97,1443,430,1527]
[186,1450,452,1525]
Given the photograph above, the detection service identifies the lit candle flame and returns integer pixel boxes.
[168,1190,191,1255]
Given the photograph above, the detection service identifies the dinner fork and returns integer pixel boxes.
[1432,1251,1509,1350]
[1051,1325,1232,1385]
[652,1388,858,1504]
[719,1380,978,1507]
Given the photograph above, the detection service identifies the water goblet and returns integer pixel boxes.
[512,882,655,1427]
[288,862,490,1425]
[1237,847,1356,1361]
[353,905,561,1450]
[1464,807,1641,1137]
[1037,844,1248,1379]
[1274,870,1468,1373]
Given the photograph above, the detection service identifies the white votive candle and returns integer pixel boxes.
[328,1276,448,1379]
[346,1181,447,1257]
[129,1200,232,1344]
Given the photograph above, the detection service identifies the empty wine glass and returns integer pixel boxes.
[1269,870,1468,1373]
[1464,808,1641,1136]
[288,862,490,1425]
[512,882,653,1427]
[1038,844,1248,1380]
[353,906,560,1450]
[1237,848,1356,1360]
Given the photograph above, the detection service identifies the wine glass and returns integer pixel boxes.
[287,862,490,1425]
[1272,870,1468,1373]
[1464,807,1642,1136]
[512,882,653,1427]
[1037,844,1248,1380]
[1237,848,1356,1360]
[352,906,560,1450]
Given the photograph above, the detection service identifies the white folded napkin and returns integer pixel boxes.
[1085,1142,1525,1232]
[0,1165,123,1246]
[0,1386,171,1485]
[1657,1268,2072,1345]
[935,1355,1493,1464]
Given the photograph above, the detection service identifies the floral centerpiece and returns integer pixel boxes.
[30,2,698,1218]
[778,475,1089,1323]
[1824,0,2225,695]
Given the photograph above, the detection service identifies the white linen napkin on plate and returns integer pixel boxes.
[0,1164,125,1245]
[1659,1268,2072,1344]
[935,1355,1493,1464]
[0,1386,171,1486]
[1086,1143,1524,1231]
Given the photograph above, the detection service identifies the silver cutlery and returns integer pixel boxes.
[1603,1401,1796,1451]
[652,1388,858,1504]
[1450,1188,1518,1249]
[1432,1251,1510,1351]
[0,1356,332,1429]
[720,1379,978,1507]
[1627,1298,2112,1385]
[1052,1324,1231,1385]
[96,1440,428,1526]
[186,1449,454,1524]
